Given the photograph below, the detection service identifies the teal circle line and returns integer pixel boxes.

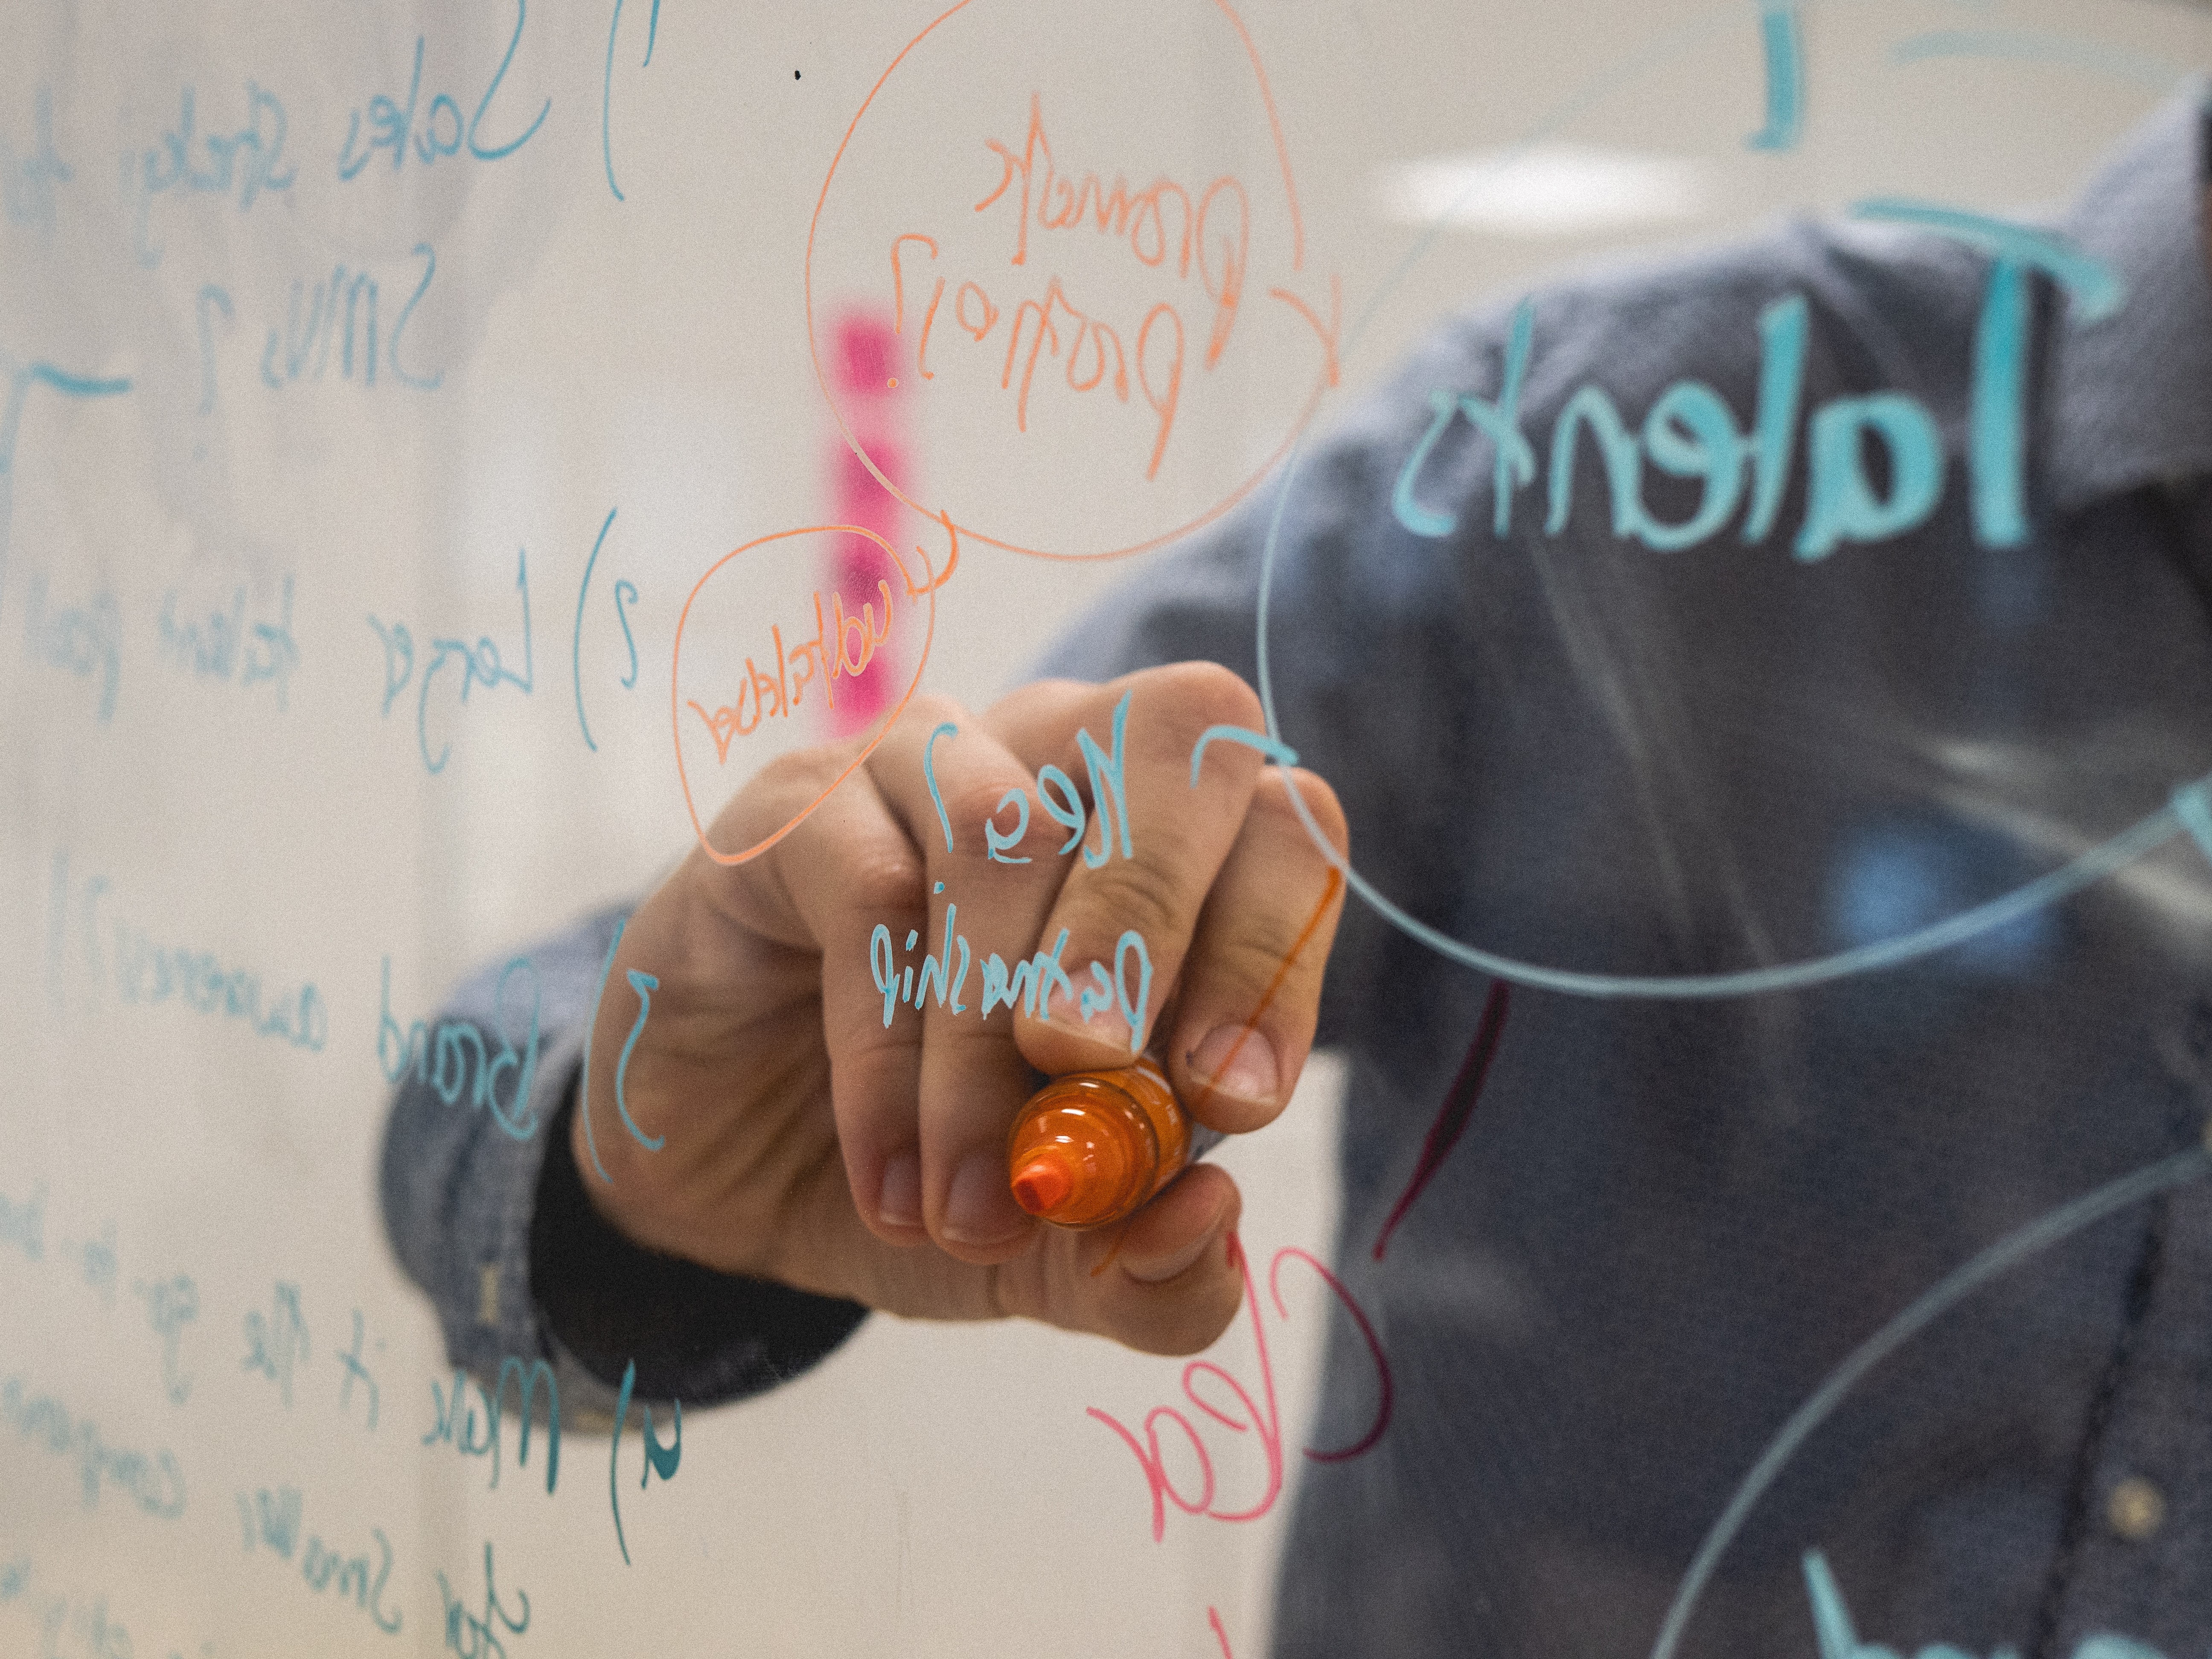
[1646,1145,2212,1659]
[1251,0,2201,1001]
[1267,778,2191,1000]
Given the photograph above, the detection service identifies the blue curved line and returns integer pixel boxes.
[1256,0,1760,724]
[1745,1,1804,153]
[578,917,626,1182]
[3,360,133,483]
[614,968,664,1150]
[573,507,616,751]
[611,1359,636,1565]
[602,0,627,201]
[1648,1145,2212,1659]
[1276,775,2189,1001]
[1889,29,2191,95]
[614,578,640,687]
[2,360,133,590]
[604,0,659,198]
[1261,363,2199,999]
[923,722,958,852]
[1848,198,2124,320]
[1189,723,1300,788]
[1251,0,2187,1004]
[26,364,132,400]
[2174,777,2212,863]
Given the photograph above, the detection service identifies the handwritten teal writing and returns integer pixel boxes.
[422,1357,560,1496]
[608,1359,680,1566]
[0,1181,44,1261]
[47,853,328,1050]
[370,544,534,774]
[260,243,442,392]
[438,1540,528,1658]
[128,82,294,267]
[21,571,119,722]
[338,0,548,180]
[112,918,326,1050]
[379,955,542,1138]
[0,1371,185,1518]
[871,905,1154,1052]
[3,86,70,233]
[1747,0,1805,151]
[133,1273,197,1406]
[0,360,130,579]
[156,575,297,709]
[1803,1547,2158,1659]
[239,1484,302,1557]
[974,690,1137,867]
[1394,213,2119,561]
[338,1308,383,1432]
[242,1281,308,1407]
[239,1485,402,1637]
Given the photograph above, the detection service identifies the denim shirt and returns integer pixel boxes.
[384,84,2212,1659]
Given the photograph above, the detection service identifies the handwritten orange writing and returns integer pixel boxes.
[1086,1239,1392,1543]
[685,580,894,761]
[978,91,1251,362]
[876,95,1251,483]
[673,523,941,867]
[900,247,1187,480]
[806,0,1341,562]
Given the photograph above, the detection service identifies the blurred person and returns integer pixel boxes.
[387,83,2212,1659]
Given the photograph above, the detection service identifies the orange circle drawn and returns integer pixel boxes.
[671,523,939,866]
[805,0,1334,563]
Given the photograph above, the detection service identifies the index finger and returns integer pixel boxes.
[981,663,1273,1065]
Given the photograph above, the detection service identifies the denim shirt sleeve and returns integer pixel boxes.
[378,905,867,1418]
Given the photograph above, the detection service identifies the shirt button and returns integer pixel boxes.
[2107,1477,2166,1541]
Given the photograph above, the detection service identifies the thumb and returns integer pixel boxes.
[1027,1164,1247,1356]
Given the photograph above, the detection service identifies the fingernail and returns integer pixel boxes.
[876,1151,921,1230]
[943,1149,1025,1246]
[1187,1025,1279,1107]
[1050,1009,1134,1054]
[1123,1217,1226,1285]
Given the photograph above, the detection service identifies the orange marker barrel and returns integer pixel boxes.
[1007,1057,1194,1228]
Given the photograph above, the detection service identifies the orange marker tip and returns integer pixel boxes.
[1013,1158,1073,1216]
[886,376,899,388]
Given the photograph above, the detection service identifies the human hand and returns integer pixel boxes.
[574,662,1347,1356]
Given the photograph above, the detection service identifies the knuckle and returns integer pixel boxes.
[1141,661,1263,747]
[1204,927,1316,995]
[1010,676,1090,707]
[840,844,927,917]
[1068,850,1190,947]
[742,744,844,811]
[1259,766,1349,853]
[1155,660,1262,725]
[979,678,1089,747]
[943,774,1032,841]
[1123,1278,1243,1356]
[901,691,971,734]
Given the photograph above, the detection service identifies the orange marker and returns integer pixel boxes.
[1007,1057,1195,1228]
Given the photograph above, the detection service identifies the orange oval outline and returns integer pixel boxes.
[671,523,938,867]
[805,0,1330,564]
